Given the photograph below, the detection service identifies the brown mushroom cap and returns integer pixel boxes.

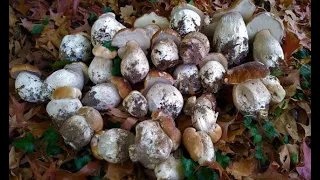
[51,86,82,100]
[199,53,229,70]
[10,64,41,79]
[111,28,151,52]
[182,127,203,161]
[224,61,270,84]
[151,29,181,47]
[184,32,210,54]
[110,76,133,99]
[134,12,170,29]
[92,45,117,59]
[78,106,104,132]
[90,131,105,160]
[140,70,174,95]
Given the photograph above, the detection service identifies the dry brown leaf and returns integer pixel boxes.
[250,161,297,179]
[274,109,301,142]
[226,158,257,180]
[120,5,136,25]
[278,144,290,172]
[15,0,33,15]
[9,6,18,27]
[282,32,301,64]
[215,140,235,154]
[203,161,230,179]
[9,147,26,170]
[227,124,246,142]
[104,161,134,180]
[217,114,235,141]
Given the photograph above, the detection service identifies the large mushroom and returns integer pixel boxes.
[173,64,201,94]
[151,38,180,70]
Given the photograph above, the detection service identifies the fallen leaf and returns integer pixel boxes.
[282,32,301,64]
[278,144,290,172]
[296,139,311,180]
[250,161,296,179]
[9,147,26,169]
[274,109,301,142]
[9,6,18,27]
[226,158,257,180]
[120,5,136,25]
[121,117,139,131]
[15,0,33,15]
[104,161,134,180]
[203,161,229,179]
[227,124,246,142]
[215,140,235,154]
[217,114,235,141]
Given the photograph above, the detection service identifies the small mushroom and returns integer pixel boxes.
[151,39,180,70]
[146,83,184,119]
[170,3,204,36]
[246,12,284,42]
[260,75,286,105]
[223,61,270,84]
[122,90,148,118]
[78,106,104,132]
[173,64,201,94]
[92,129,135,163]
[182,127,215,165]
[112,28,151,53]
[11,64,51,103]
[253,30,284,69]
[81,83,122,111]
[213,12,249,66]
[199,52,229,70]
[91,12,126,47]
[199,61,226,93]
[129,120,173,169]
[118,40,150,84]
[46,86,83,128]
[183,96,197,116]
[88,57,113,84]
[140,70,174,95]
[59,34,92,62]
[154,155,185,180]
[151,29,181,47]
[179,32,209,65]
[134,12,170,29]
[92,44,117,59]
[233,79,271,117]
[59,115,94,151]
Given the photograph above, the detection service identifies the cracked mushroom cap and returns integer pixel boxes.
[170,3,204,36]
[96,128,135,163]
[91,12,126,47]
[59,34,92,62]
[253,29,284,69]
[211,0,256,23]
[140,70,174,96]
[112,28,151,53]
[246,12,285,42]
[199,61,226,93]
[173,64,201,94]
[233,79,271,117]
[118,40,150,84]
[129,120,173,169]
[134,12,170,29]
[88,57,113,84]
[151,38,180,70]
[46,86,83,128]
[213,12,249,66]
[81,83,122,111]
[154,155,185,180]
[146,83,184,119]
[191,104,218,133]
[122,90,148,118]
[179,36,207,65]
[59,115,94,151]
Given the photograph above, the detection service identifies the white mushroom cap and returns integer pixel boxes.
[199,61,226,93]
[112,28,151,53]
[88,57,113,84]
[143,24,161,39]
[59,115,94,151]
[246,12,284,42]
[59,34,92,62]
[146,83,184,119]
[97,128,135,163]
[81,83,122,111]
[211,0,256,23]
[260,75,286,105]
[173,64,201,94]
[119,40,150,84]
[15,72,51,103]
[213,12,249,66]
[154,155,185,180]
[45,69,84,91]
[253,29,284,69]
[151,39,180,70]
[122,90,148,118]
[64,62,89,84]
[197,131,215,165]
[91,12,126,47]
[134,12,170,29]
[199,52,228,70]
[170,9,202,36]
[233,79,271,117]
[192,104,218,133]
[46,98,83,128]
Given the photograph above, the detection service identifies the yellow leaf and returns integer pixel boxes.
[274,109,301,142]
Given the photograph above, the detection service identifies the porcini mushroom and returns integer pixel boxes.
[151,29,181,47]
[143,24,161,39]
[199,61,226,93]
[140,70,174,95]
[78,106,104,132]
[213,12,249,66]
[91,12,126,47]
[92,44,117,60]
[59,34,92,62]
[183,96,197,116]
[173,64,201,94]
[154,155,185,180]
[246,12,285,42]
[146,83,184,119]
[88,57,113,84]
[118,40,150,84]
[199,52,229,70]
[253,29,284,69]
[260,75,286,105]
[151,39,180,70]
[122,90,148,118]
[11,64,51,103]
[134,12,170,29]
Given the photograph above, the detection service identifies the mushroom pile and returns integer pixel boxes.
[10,0,288,179]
